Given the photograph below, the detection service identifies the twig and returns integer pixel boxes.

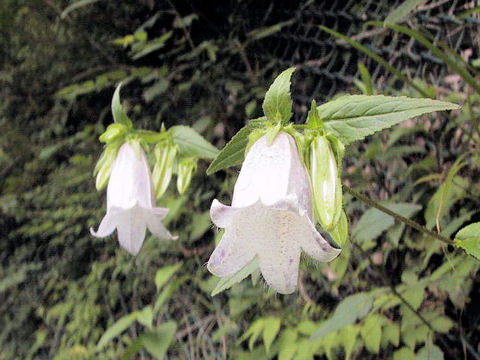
[343,184,453,245]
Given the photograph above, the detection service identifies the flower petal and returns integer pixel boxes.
[207,228,256,277]
[210,199,242,228]
[107,142,154,211]
[116,207,147,255]
[145,207,175,240]
[90,208,121,237]
[301,219,341,262]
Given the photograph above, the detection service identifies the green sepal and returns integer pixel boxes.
[306,100,323,129]
[99,123,127,143]
[94,140,122,191]
[328,210,349,248]
[111,83,133,128]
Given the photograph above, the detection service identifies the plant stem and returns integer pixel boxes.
[343,184,453,245]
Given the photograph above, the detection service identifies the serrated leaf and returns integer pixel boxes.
[206,118,266,175]
[141,322,177,359]
[455,222,480,260]
[320,95,459,144]
[211,257,259,296]
[155,263,182,291]
[262,317,281,353]
[384,0,427,25]
[111,84,133,127]
[97,312,138,349]
[262,68,295,123]
[312,293,373,339]
[170,125,218,159]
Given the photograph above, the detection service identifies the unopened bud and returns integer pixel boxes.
[310,136,342,230]
[152,144,177,199]
[177,158,197,194]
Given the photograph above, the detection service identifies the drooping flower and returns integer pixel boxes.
[207,132,341,294]
[91,142,174,255]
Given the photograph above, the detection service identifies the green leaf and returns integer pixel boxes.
[278,329,297,360]
[455,222,480,260]
[237,318,265,350]
[312,293,373,339]
[206,118,266,175]
[211,257,259,296]
[262,68,295,123]
[262,317,281,353]
[320,95,459,144]
[155,263,182,291]
[136,307,153,329]
[353,202,422,244]
[339,325,359,360]
[97,312,138,349]
[357,62,374,95]
[402,285,425,311]
[382,322,400,347]
[141,322,177,359]
[384,0,427,25]
[61,0,102,19]
[111,84,133,127]
[415,340,444,360]
[170,125,218,159]
[360,315,382,353]
[394,347,416,360]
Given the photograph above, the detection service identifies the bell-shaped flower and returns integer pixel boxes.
[91,142,174,255]
[207,132,341,294]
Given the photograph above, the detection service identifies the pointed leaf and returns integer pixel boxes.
[263,317,281,353]
[170,125,218,159]
[141,322,177,359]
[262,68,295,123]
[320,95,459,144]
[97,312,138,349]
[384,0,427,25]
[206,118,266,175]
[455,222,480,260]
[111,84,133,127]
[155,263,182,291]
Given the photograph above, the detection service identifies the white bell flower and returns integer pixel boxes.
[208,132,341,294]
[91,142,174,255]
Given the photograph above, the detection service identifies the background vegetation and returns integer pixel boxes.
[1,0,479,359]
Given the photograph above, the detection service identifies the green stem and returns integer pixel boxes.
[343,185,453,245]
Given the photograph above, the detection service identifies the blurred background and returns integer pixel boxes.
[1,0,480,359]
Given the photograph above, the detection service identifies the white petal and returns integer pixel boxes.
[301,219,341,262]
[207,228,256,277]
[107,143,154,211]
[90,208,121,237]
[210,199,243,228]
[116,207,147,255]
[145,207,175,240]
[232,133,293,208]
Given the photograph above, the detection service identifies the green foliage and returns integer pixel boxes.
[262,67,295,123]
[321,95,459,144]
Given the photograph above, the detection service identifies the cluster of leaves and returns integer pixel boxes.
[1,1,480,360]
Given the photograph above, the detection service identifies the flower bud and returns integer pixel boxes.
[152,144,177,199]
[176,157,197,194]
[310,135,342,230]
